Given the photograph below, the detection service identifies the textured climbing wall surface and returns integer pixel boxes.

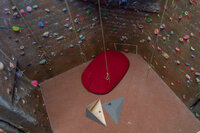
[0,53,52,132]
[99,0,200,115]
[0,0,104,83]
[0,0,200,131]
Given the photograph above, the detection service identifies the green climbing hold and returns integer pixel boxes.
[195,112,200,117]
[87,9,91,15]
[32,5,38,9]
[0,26,6,29]
[113,28,117,32]
[79,34,85,40]
[187,87,191,90]
[12,26,20,32]
[146,17,152,23]
[35,104,39,108]
[147,36,151,41]
[39,59,46,65]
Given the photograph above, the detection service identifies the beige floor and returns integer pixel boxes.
[41,53,200,133]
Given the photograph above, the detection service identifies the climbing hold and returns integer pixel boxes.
[26,6,32,12]
[196,78,200,83]
[69,27,73,30]
[38,22,44,28]
[19,45,25,50]
[182,94,186,100]
[175,60,181,65]
[4,76,8,80]
[113,28,117,32]
[45,8,50,13]
[12,6,17,11]
[80,34,85,40]
[138,24,143,29]
[191,67,195,71]
[12,26,20,32]
[10,62,15,69]
[162,52,169,59]
[124,49,129,53]
[32,5,39,9]
[190,46,195,51]
[74,18,79,23]
[51,52,56,56]
[69,44,74,48]
[4,8,10,14]
[147,36,151,41]
[175,47,180,53]
[39,59,46,65]
[178,38,184,42]
[7,88,11,94]
[0,62,4,70]
[43,32,50,37]
[120,36,128,41]
[62,8,68,13]
[31,80,38,87]
[191,54,195,58]
[183,35,190,40]
[163,36,166,41]
[64,24,69,28]
[185,74,191,80]
[87,9,91,15]
[154,28,159,35]
[0,26,6,29]
[146,17,152,23]
[56,36,64,41]
[32,41,37,45]
[160,24,165,30]
[195,72,200,76]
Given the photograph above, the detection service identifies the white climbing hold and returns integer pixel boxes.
[26,6,32,12]
[185,74,191,80]
[196,78,200,83]
[191,67,195,71]
[56,36,64,41]
[0,62,4,70]
[191,46,195,51]
[43,32,49,37]
[45,8,50,13]
[175,60,180,65]
[9,62,15,69]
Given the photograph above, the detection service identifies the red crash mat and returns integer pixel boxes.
[81,50,130,94]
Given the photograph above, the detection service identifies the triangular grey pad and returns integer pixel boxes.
[102,97,124,124]
[86,99,106,126]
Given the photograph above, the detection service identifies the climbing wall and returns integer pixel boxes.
[0,0,200,131]
[100,0,200,117]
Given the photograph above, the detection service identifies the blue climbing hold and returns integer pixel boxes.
[38,22,44,28]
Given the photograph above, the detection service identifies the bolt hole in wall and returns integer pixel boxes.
[0,0,200,132]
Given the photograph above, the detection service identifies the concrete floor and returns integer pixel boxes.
[41,53,200,133]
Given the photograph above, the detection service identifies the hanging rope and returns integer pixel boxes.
[97,0,110,81]
[147,0,169,77]
[64,0,87,63]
